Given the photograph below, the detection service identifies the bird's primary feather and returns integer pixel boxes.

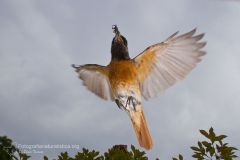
[133,28,206,100]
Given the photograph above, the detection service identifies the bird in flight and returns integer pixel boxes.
[72,25,206,150]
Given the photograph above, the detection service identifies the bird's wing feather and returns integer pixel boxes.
[133,28,206,100]
[72,64,113,100]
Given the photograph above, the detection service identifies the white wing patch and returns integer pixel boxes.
[73,64,113,100]
[141,29,206,100]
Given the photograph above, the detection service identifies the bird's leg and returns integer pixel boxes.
[125,96,130,109]
[116,94,140,112]
[125,96,136,111]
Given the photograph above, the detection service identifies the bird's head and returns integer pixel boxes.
[111,25,129,60]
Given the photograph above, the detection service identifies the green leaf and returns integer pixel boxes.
[43,156,48,160]
[198,141,203,150]
[216,144,221,152]
[209,127,214,134]
[199,130,209,139]
[192,153,203,159]
[191,146,201,152]
[172,158,178,160]
[82,148,88,154]
[209,127,216,143]
[202,141,211,148]
[223,143,228,146]
[229,147,238,151]
[217,135,227,141]
[209,147,215,157]
[58,152,71,160]
[179,154,183,160]
[131,145,135,151]
[219,139,223,146]
[130,144,147,159]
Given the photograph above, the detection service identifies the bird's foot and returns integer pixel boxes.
[125,96,137,111]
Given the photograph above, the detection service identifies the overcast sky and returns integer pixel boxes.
[0,0,240,159]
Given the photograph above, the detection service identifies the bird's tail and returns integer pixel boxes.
[128,105,153,150]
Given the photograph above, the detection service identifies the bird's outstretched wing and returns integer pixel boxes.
[72,64,113,100]
[133,28,206,100]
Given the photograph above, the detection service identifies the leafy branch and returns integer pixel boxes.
[173,127,238,160]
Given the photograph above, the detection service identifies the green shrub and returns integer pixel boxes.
[0,128,238,160]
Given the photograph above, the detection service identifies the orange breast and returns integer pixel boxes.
[108,60,140,95]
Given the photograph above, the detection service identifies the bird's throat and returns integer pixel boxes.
[111,45,130,60]
[111,51,130,60]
